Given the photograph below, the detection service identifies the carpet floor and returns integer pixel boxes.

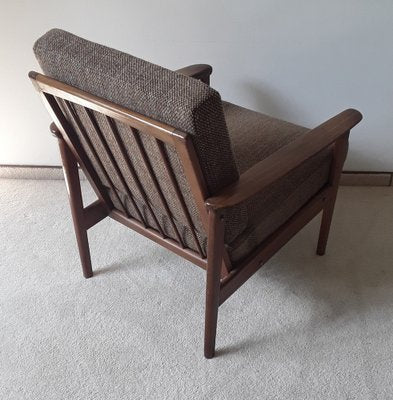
[1,179,393,399]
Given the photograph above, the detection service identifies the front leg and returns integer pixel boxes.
[204,209,225,358]
[317,133,349,255]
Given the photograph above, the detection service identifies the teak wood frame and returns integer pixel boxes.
[29,65,362,358]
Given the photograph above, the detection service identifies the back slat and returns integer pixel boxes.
[129,126,185,248]
[83,108,147,226]
[45,94,115,209]
[63,100,130,216]
[105,116,166,236]
[155,140,205,258]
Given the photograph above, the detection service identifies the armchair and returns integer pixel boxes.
[30,29,362,358]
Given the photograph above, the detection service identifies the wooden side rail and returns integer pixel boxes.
[205,109,363,210]
[218,186,331,305]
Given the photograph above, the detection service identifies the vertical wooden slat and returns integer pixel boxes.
[44,95,114,212]
[63,100,129,216]
[82,107,147,226]
[155,140,205,257]
[129,126,185,247]
[104,116,165,236]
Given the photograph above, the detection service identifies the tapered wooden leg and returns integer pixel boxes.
[317,199,336,256]
[57,135,93,278]
[204,210,225,359]
[317,132,349,256]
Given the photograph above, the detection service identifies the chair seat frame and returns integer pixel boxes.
[29,66,362,358]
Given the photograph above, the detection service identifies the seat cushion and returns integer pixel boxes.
[222,102,332,263]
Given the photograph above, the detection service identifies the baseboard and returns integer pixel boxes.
[340,172,392,186]
[0,165,392,187]
[0,165,86,181]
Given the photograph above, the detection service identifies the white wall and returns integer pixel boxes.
[1,0,392,170]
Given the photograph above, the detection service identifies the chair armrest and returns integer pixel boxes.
[175,64,213,84]
[205,108,363,210]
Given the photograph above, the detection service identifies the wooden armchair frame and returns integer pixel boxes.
[29,65,362,358]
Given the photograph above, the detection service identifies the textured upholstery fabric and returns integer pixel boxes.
[33,29,247,251]
[33,29,332,264]
[222,102,332,262]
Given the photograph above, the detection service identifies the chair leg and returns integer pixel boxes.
[204,210,225,359]
[73,226,93,279]
[316,132,349,256]
[317,198,336,256]
[57,135,93,278]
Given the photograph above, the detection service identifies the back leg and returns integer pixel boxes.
[56,130,93,278]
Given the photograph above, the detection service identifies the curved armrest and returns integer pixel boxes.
[206,108,363,210]
[175,64,213,84]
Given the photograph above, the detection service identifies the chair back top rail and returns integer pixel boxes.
[29,71,184,145]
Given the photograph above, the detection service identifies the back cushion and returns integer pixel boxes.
[33,29,247,251]
[33,29,238,194]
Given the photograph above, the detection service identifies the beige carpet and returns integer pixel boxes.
[1,179,392,399]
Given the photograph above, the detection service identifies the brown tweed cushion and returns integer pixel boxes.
[222,102,332,262]
[33,29,248,251]
[33,29,332,263]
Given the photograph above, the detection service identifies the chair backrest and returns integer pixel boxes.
[31,29,245,256]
